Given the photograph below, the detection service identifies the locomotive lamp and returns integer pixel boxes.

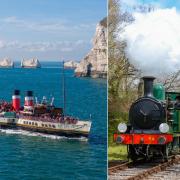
[116,136,124,143]
[158,136,167,144]
[118,123,127,133]
[159,123,169,133]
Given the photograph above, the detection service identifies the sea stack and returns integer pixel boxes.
[21,58,41,68]
[75,17,107,78]
[0,58,14,68]
[64,60,79,69]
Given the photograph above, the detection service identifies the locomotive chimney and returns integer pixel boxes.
[12,90,20,111]
[142,76,155,97]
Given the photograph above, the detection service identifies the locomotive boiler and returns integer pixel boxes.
[113,76,180,161]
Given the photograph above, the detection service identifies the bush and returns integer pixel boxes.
[108,111,128,145]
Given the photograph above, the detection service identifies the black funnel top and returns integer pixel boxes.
[14,90,20,95]
[26,90,33,96]
[143,76,155,97]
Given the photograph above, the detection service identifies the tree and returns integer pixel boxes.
[108,0,138,113]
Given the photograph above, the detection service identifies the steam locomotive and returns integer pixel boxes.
[113,76,180,161]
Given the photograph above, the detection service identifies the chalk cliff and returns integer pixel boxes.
[75,18,107,78]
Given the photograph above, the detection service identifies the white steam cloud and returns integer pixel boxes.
[121,8,180,76]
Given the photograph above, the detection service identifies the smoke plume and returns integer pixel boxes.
[121,8,180,76]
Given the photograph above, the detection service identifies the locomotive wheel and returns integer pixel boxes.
[162,144,169,161]
[145,145,151,160]
[172,137,179,154]
[128,145,138,162]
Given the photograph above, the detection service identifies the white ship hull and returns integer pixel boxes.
[0,117,91,137]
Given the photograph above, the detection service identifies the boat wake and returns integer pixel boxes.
[0,129,88,141]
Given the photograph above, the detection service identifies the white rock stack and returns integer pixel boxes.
[64,60,79,69]
[0,58,14,68]
[21,58,41,68]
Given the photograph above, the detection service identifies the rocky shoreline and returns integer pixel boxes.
[64,61,79,69]
[75,71,107,78]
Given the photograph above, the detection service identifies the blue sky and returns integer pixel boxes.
[0,0,106,61]
[121,0,180,11]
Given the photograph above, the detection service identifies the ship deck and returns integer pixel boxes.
[18,114,78,124]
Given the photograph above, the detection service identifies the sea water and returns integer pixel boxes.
[0,62,107,180]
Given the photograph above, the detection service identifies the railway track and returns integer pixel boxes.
[108,155,180,180]
[108,160,129,168]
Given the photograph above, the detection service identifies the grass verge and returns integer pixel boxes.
[108,145,127,161]
[108,112,128,161]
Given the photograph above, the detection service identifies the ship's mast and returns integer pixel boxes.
[62,61,66,116]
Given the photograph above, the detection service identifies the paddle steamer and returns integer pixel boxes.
[0,90,91,137]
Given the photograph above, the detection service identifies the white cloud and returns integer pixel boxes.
[0,41,6,48]
[0,39,90,52]
[0,16,97,59]
[121,0,139,7]
[1,16,95,33]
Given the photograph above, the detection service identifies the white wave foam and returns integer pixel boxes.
[0,128,88,141]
